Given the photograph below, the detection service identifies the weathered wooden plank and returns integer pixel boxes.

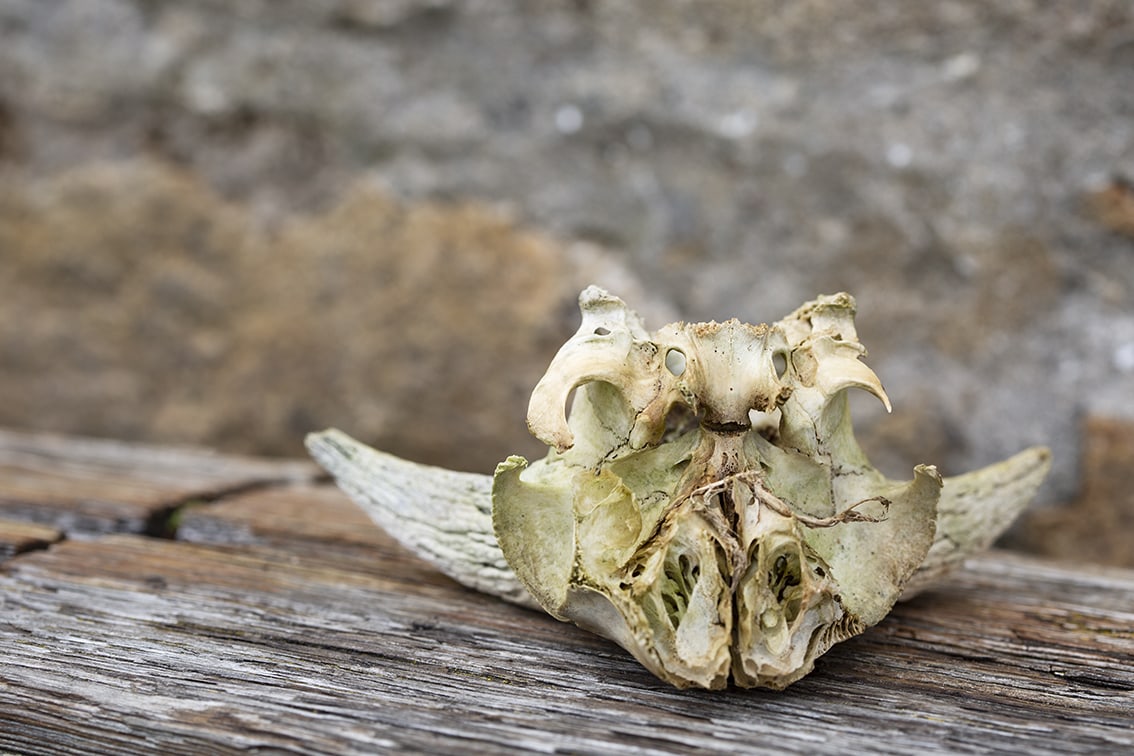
[176,484,383,558]
[0,429,318,534]
[0,517,62,559]
[2,526,1131,755]
[1,435,1131,752]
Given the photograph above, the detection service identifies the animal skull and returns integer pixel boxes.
[307,287,1051,690]
[494,287,941,688]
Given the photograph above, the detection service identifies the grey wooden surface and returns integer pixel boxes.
[0,430,1131,754]
[0,429,317,534]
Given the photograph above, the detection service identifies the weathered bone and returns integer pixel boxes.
[305,429,535,608]
[307,286,1050,690]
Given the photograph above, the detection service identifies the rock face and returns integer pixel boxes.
[1010,417,1134,568]
[0,161,662,471]
[1,2,1133,547]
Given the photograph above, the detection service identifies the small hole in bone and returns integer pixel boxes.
[665,348,687,376]
[749,408,781,439]
[593,327,611,336]
[772,351,788,378]
[661,404,699,442]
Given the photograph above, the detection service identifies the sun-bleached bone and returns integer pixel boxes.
[306,286,1050,690]
[306,429,535,608]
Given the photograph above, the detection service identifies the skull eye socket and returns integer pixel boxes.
[665,348,687,376]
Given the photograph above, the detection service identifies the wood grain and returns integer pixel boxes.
[176,483,387,558]
[0,431,1132,754]
[0,429,318,535]
[0,517,62,558]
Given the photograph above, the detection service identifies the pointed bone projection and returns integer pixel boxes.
[307,287,1050,690]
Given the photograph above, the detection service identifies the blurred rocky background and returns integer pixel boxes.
[1,1,1132,562]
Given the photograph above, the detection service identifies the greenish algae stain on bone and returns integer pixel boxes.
[307,287,1051,690]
